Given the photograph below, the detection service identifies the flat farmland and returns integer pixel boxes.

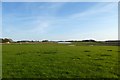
[2,43,119,78]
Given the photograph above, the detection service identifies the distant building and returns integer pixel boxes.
[58,42,71,44]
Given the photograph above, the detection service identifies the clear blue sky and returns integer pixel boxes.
[2,2,118,41]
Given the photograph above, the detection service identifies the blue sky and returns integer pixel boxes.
[2,2,118,41]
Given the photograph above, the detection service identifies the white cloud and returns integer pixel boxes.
[28,21,50,34]
[69,3,117,19]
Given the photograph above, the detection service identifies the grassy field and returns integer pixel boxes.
[0,45,2,79]
[2,43,119,78]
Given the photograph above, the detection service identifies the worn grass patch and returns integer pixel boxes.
[84,50,91,52]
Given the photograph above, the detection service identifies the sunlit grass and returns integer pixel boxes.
[2,43,119,78]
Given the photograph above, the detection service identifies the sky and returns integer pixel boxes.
[2,0,119,2]
[2,2,118,41]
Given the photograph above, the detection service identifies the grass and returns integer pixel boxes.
[0,45,2,79]
[2,43,119,78]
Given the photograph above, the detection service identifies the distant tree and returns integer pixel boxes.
[82,39,96,42]
[2,38,13,43]
[0,38,2,43]
[42,40,49,42]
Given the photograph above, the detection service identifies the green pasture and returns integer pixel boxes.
[2,43,119,78]
[0,45,2,79]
